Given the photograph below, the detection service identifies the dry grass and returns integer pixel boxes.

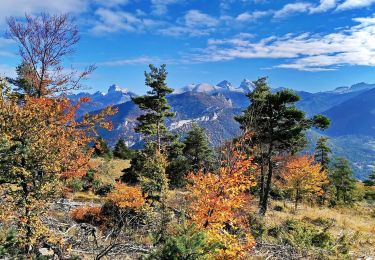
[262,200,375,257]
[90,158,130,185]
[73,191,102,202]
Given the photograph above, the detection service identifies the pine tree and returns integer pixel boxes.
[113,138,134,160]
[93,137,112,158]
[132,64,174,153]
[166,135,189,188]
[329,157,357,205]
[314,137,331,171]
[140,152,169,201]
[235,77,330,215]
[183,123,214,173]
[148,223,216,260]
[363,171,375,186]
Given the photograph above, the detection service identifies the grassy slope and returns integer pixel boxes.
[66,158,374,258]
[252,200,375,258]
[72,158,130,202]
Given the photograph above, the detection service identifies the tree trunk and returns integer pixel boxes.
[294,189,299,213]
[258,154,265,207]
[156,120,161,153]
[259,144,273,216]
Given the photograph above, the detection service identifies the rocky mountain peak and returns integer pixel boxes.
[239,79,255,93]
[216,80,233,90]
[108,84,128,94]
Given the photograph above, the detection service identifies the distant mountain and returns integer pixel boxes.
[98,91,240,147]
[295,90,367,116]
[330,82,375,94]
[323,87,375,136]
[173,79,254,94]
[67,84,137,116]
[173,79,253,108]
[79,80,375,180]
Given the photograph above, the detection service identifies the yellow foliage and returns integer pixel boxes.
[279,155,329,209]
[0,80,116,251]
[187,141,257,259]
[106,183,145,209]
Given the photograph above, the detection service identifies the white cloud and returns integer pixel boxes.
[274,2,313,18]
[336,0,375,10]
[191,15,375,71]
[98,56,160,66]
[184,10,219,28]
[90,8,219,37]
[91,8,160,34]
[98,55,178,66]
[151,0,184,16]
[236,11,270,22]
[273,0,374,18]
[158,10,218,37]
[94,0,130,7]
[310,0,337,13]
[0,0,88,24]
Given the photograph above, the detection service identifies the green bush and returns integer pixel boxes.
[92,181,113,196]
[248,213,266,239]
[67,178,83,192]
[81,169,96,190]
[0,228,20,257]
[267,219,334,249]
[265,218,357,258]
[364,189,375,201]
[147,223,218,260]
[309,217,335,229]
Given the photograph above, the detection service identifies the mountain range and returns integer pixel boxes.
[68,80,375,180]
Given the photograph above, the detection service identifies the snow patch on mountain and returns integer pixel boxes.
[331,82,375,94]
[169,112,219,130]
[173,80,254,95]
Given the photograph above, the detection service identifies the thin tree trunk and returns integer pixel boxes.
[156,120,161,153]
[294,189,299,212]
[259,144,273,216]
[258,154,265,207]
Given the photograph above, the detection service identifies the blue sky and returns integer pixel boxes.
[1,0,375,93]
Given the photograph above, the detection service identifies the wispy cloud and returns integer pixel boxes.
[0,0,88,24]
[150,0,184,16]
[158,10,219,37]
[94,0,130,7]
[98,56,159,66]
[91,8,161,34]
[310,0,337,13]
[189,15,375,71]
[273,0,373,18]
[336,0,375,10]
[236,10,271,22]
[274,2,313,18]
[98,56,177,66]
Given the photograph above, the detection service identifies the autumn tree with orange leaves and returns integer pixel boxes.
[187,138,257,259]
[279,155,329,211]
[70,183,146,259]
[0,78,115,255]
[0,12,118,256]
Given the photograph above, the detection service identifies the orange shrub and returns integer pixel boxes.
[187,140,257,259]
[106,183,145,209]
[71,206,102,224]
